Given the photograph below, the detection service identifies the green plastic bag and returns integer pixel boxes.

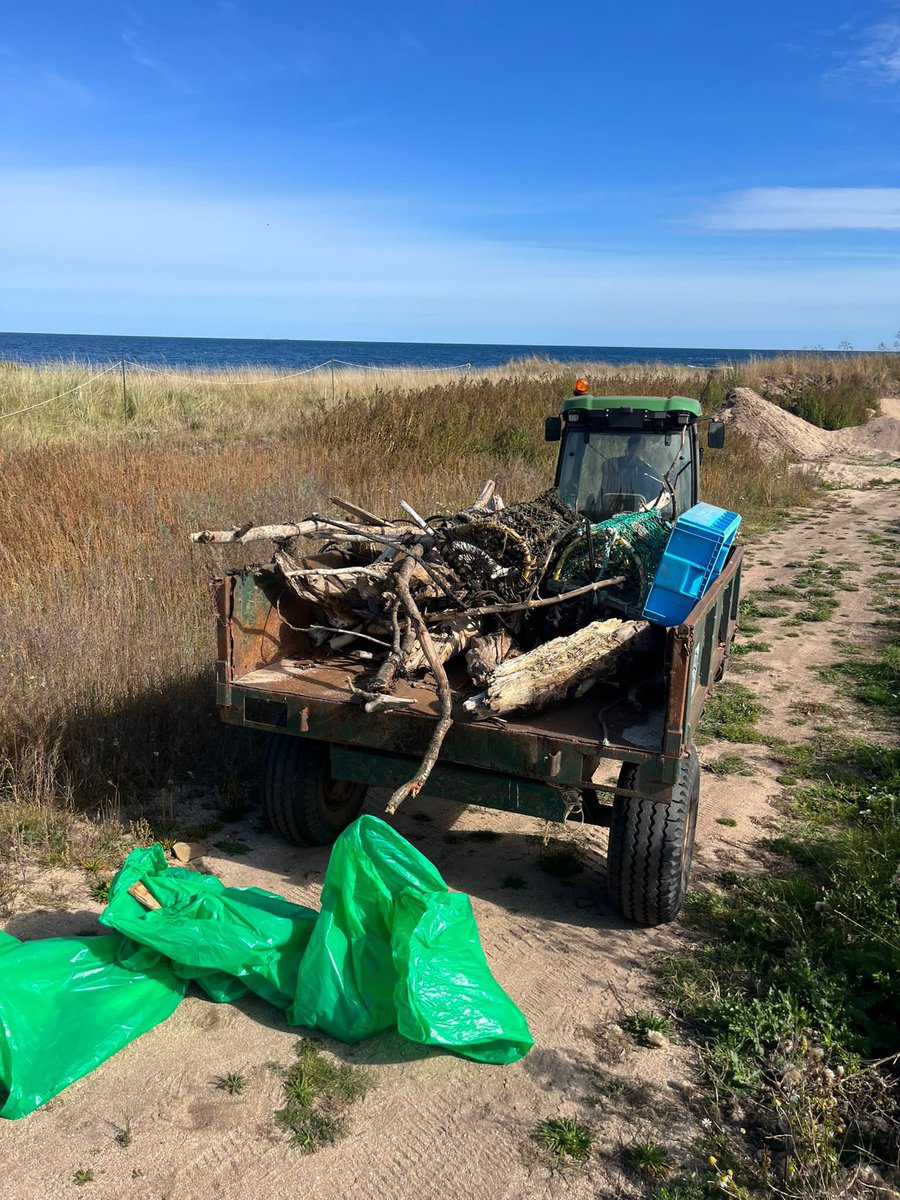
[0,933,184,1119]
[1,814,531,1119]
[101,843,318,1008]
[290,816,533,1064]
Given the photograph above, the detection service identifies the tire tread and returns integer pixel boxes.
[607,750,699,926]
[262,736,365,846]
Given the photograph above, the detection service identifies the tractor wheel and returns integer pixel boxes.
[606,750,699,926]
[262,736,367,847]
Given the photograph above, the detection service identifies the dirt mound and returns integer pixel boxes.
[714,387,834,460]
[715,390,900,463]
[836,397,900,456]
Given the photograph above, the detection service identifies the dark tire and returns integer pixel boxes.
[262,736,366,846]
[606,750,699,926]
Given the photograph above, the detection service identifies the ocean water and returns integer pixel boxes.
[0,331,803,371]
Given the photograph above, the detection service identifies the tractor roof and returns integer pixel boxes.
[561,394,701,417]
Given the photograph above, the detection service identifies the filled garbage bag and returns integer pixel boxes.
[0,932,184,1119]
[101,843,318,1009]
[290,816,533,1064]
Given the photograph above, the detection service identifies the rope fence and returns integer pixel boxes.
[0,356,476,421]
[0,363,122,422]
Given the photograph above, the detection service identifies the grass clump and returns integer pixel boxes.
[216,1071,248,1096]
[715,817,737,827]
[796,602,836,623]
[704,753,752,777]
[730,639,771,657]
[73,1170,94,1186]
[275,1039,371,1153]
[698,683,762,744]
[465,828,502,842]
[622,1010,677,1046]
[113,1118,132,1148]
[89,877,111,904]
[533,1115,595,1162]
[537,841,585,877]
[626,1138,674,1179]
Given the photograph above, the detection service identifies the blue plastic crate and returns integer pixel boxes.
[642,502,741,627]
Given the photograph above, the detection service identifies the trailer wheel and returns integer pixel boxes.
[606,750,699,926]
[262,736,367,846]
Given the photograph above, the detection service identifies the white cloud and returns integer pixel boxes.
[1,168,899,346]
[857,17,900,83]
[702,187,900,231]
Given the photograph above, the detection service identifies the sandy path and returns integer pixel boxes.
[1,470,897,1199]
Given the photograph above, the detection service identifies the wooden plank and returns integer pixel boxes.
[128,881,162,911]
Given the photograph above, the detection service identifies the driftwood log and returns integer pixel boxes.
[190,516,416,545]
[464,618,652,718]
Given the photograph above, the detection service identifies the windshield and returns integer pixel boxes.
[557,430,693,521]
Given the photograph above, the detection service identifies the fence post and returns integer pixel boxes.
[120,357,134,420]
[330,357,335,404]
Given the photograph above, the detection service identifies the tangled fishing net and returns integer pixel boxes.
[439,489,581,605]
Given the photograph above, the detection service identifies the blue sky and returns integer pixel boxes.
[2,1,899,347]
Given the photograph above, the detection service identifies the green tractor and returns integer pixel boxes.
[545,382,725,522]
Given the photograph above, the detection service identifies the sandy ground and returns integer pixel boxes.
[1,443,898,1199]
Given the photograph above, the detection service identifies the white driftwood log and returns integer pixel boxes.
[190,517,415,544]
[464,618,652,718]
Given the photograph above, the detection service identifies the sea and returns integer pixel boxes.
[0,331,812,371]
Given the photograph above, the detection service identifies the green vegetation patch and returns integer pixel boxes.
[538,841,585,876]
[622,1010,677,1046]
[626,1139,674,1179]
[656,724,900,1193]
[275,1039,372,1153]
[216,1071,248,1096]
[704,753,752,777]
[533,1116,596,1163]
[730,639,771,657]
[698,682,762,744]
[823,629,900,717]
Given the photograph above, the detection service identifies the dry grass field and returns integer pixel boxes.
[0,353,893,878]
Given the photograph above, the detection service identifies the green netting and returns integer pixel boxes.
[550,510,672,608]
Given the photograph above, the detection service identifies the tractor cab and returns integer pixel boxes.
[545,381,724,523]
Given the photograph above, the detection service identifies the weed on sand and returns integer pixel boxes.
[704,754,753,777]
[697,683,762,744]
[622,1011,677,1046]
[275,1039,371,1153]
[533,1116,596,1163]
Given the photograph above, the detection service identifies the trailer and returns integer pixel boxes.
[212,540,741,927]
